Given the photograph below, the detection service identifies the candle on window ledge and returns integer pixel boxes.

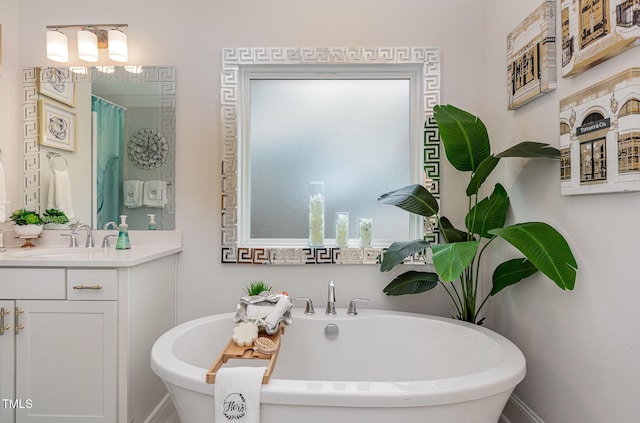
[335,212,349,248]
[359,217,372,248]
[308,181,325,247]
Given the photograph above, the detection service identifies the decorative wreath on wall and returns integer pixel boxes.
[127,128,169,169]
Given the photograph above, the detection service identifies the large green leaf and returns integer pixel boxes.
[489,222,577,290]
[496,141,560,159]
[383,270,439,296]
[491,258,539,295]
[466,155,500,196]
[434,104,490,172]
[378,184,439,217]
[439,216,468,243]
[380,239,431,272]
[432,241,480,282]
[466,183,510,238]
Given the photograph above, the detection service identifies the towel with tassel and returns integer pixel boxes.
[143,180,168,208]
[47,168,75,220]
[214,366,266,423]
[123,180,144,208]
[0,160,6,222]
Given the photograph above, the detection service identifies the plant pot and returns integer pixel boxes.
[14,224,44,237]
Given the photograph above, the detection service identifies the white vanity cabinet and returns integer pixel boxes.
[0,254,177,423]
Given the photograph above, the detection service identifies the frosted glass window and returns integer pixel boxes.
[246,78,412,246]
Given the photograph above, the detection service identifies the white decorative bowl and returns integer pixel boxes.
[14,224,44,237]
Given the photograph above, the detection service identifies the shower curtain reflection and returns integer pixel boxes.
[92,95,126,228]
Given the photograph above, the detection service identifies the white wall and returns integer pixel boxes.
[7,0,486,321]
[483,1,640,422]
[4,0,638,421]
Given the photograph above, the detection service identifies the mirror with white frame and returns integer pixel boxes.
[22,66,175,230]
[221,47,441,264]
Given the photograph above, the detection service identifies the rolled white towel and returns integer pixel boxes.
[264,296,292,331]
[246,304,273,319]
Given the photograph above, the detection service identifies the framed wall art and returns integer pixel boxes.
[561,0,640,77]
[38,98,76,151]
[507,0,557,110]
[560,67,640,195]
[37,67,76,106]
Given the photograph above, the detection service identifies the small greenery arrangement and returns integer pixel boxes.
[41,209,70,225]
[245,281,273,296]
[10,209,43,226]
[9,208,69,226]
[378,104,578,325]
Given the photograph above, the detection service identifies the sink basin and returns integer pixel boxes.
[9,247,110,259]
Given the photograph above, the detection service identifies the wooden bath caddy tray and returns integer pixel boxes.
[206,325,284,385]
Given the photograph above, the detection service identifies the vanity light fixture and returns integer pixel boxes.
[108,27,128,62]
[77,28,99,62]
[45,24,129,63]
[46,28,68,63]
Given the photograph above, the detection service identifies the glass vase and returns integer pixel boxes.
[308,181,325,247]
[335,212,349,248]
[359,217,373,247]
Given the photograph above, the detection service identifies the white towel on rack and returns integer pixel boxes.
[47,168,75,219]
[143,180,167,208]
[0,161,6,222]
[214,366,266,423]
[123,180,144,208]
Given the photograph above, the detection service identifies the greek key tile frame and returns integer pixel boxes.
[221,47,441,265]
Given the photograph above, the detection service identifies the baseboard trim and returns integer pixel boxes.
[501,394,545,423]
[145,394,179,423]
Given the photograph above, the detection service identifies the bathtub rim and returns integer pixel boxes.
[151,309,526,408]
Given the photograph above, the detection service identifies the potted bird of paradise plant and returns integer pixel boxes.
[378,104,578,324]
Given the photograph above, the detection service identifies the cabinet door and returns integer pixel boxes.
[0,301,15,423]
[15,300,117,423]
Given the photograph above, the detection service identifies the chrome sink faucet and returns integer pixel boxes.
[71,223,94,248]
[325,280,336,315]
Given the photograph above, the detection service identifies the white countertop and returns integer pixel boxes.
[0,230,182,268]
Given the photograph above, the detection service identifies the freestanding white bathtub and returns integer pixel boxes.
[151,309,525,423]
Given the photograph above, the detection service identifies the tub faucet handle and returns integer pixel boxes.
[293,297,315,315]
[347,298,369,316]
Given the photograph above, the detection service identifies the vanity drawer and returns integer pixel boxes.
[67,269,118,300]
[0,268,66,299]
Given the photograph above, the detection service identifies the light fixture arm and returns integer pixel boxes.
[46,24,128,30]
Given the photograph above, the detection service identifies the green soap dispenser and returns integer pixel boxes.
[116,215,131,250]
[147,214,157,230]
